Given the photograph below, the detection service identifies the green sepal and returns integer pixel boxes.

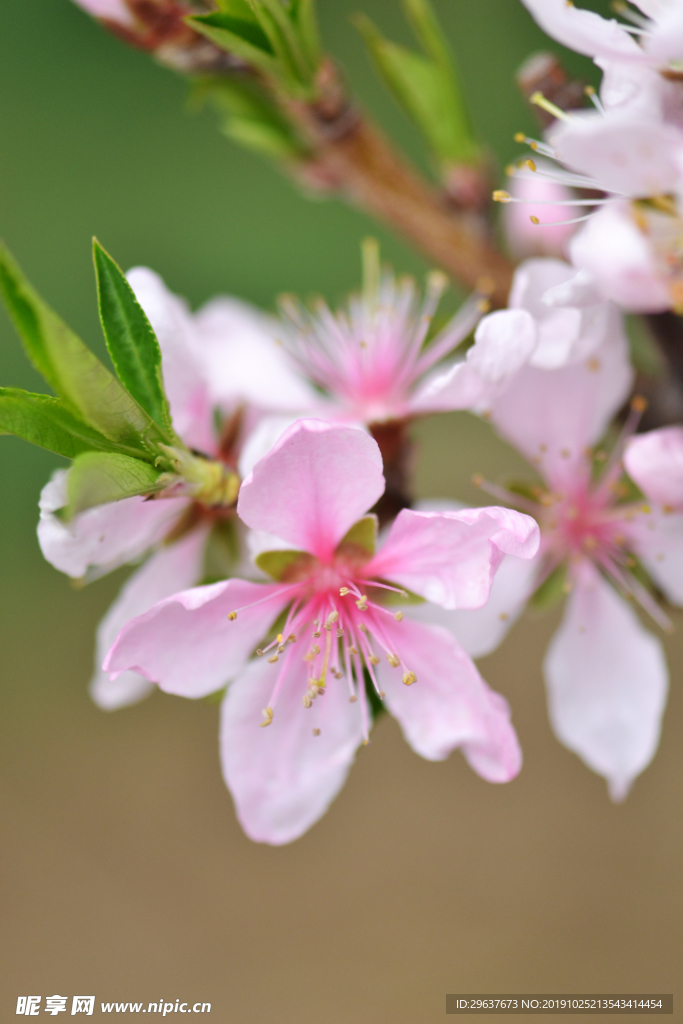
[0,387,143,461]
[336,514,378,557]
[0,242,162,451]
[355,0,482,169]
[529,562,567,611]
[93,240,174,439]
[255,548,312,580]
[61,451,164,520]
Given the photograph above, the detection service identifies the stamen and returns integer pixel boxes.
[530,213,595,227]
[260,707,273,728]
[227,611,237,621]
[530,91,573,123]
[394,611,404,622]
[387,654,401,667]
[584,84,606,116]
[312,728,321,737]
[356,595,369,611]
[611,0,650,28]
[402,671,417,686]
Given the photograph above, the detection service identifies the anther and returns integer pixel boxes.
[631,395,648,413]
[276,633,284,644]
[268,655,279,664]
[368,654,380,665]
[227,612,237,621]
[358,622,368,633]
[325,611,339,629]
[260,707,273,728]
[339,587,350,596]
[311,644,320,655]
[525,159,537,172]
[312,728,321,737]
[499,612,509,621]
[336,628,344,638]
[394,611,404,622]
[348,645,358,655]
[402,671,417,686]
[256,649,264,657]
[472,473,484,487]
[493,190,512,203]
[356,595,368,611]
[303,694,312,708]
[477,299,492,313]
[349,695,358,703]
[378,691,386,699]
[388,654,401,668]
[530,215,540,225]
[514,131,525,143]
[313,630,321,638]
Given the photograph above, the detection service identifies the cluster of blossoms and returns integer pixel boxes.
[8,0,683,845]
[501,0,683,313]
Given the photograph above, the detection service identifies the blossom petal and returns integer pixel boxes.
[403,552,538,659]
[520,0,643,61]
[490,330,633,490]
[376,617,522,781]
[219,653,364,844]
[544,561,668,800]
[551,113,683,198]
[367,506,539,610]
[91,527,210,710]
[72,0,135,24]
[237,419,384,560]
[194,298,318,414]
[502,163,579,262]
[104,578,290,698]
[646,4,683,66]
[625,508,683,607]
[466,309,537,383]
[127,268,215,455]
[568,203,671,313]
[38,470,189,580]
[624,427,683,508]
[409,360,490,414]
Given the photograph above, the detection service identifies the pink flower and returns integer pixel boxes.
[105,420,539,844]
[278,249,486,423]
[502,158,580,260]
[39,268,312,711]
[434,329,676,799]
[625,426,683,508]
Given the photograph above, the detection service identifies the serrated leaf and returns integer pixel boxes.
[63,452,164,520]
[0,243,161,451]
[255,549,315,580]
[93,240,173,437]
[0,387,139,460]
[337,514,378,557]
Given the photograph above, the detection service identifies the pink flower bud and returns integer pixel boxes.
[502,158,579,260]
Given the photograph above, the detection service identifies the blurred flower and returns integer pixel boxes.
[38,268,312,711]
[105,420,539,844]
[71,0,136,27]
[277,241,486,424]
[435,324,679,800]
[501,157,580,260]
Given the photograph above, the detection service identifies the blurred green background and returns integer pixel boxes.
[1,1,680,1020]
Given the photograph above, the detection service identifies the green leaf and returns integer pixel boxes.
[0,387,139,460]
[255,549,315,580]
[336,514,378,557]
[355,7,481,167]
[188,11,278,74]
[529,562,567,611]
[196,78,306,160]
[93,240,173,437]
[63,452,164,519]
[0,243,161,452]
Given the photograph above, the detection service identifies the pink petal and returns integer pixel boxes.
[490,331,633,491]
[646,5,683,66]
[552,113,683,198]
[127,268,215,456]
[220,654,364,844]
[367,506,539,610]
[624,508,683,607]
[568,203,671,313]
[404,552,538,659]
[237,419,384,560]
[376,617,522,782]
[625,427,683,508]
[544,560,668,800]
[38,469,189,580]
[91,526,210,710]
[520,0,643,61]
[503,164,579,262]
[510,258,609,369]
[409,361,490,414]
[194,298,318,414]
[104,578,290,698]
[467,309,537,383]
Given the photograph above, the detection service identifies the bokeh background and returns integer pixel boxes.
[1,1,681,1020]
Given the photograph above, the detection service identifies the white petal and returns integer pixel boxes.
[91,527,210,710]
[220,655,364,844]
[625,508,683,606]
[520,0,643,60]
[467,309,537,383]
[544,561,668,799]
[37,470,189,579]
